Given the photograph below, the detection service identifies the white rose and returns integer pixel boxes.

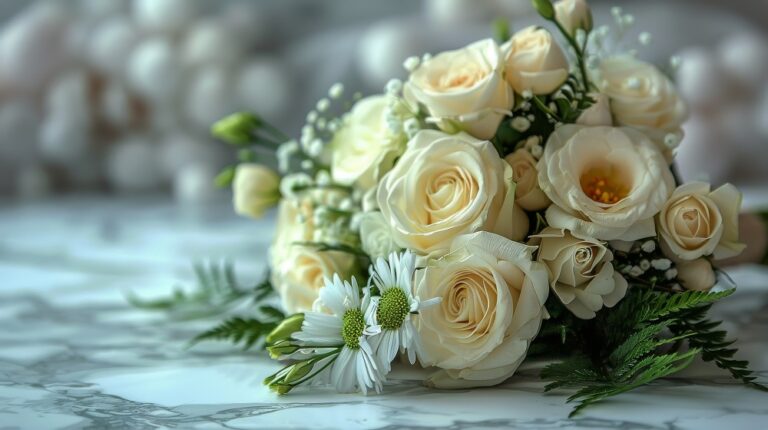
[405,38,514,140]
[538,125,675,241]
[504,149,550,211]
[377,130,528,255]
[597,56,688,151]
[502,26,569,95]
[232,164,280,219]
[677,258,716,291]
[554,0,593,37]
[657,182,746,261]
[330,95,406,191]
[531,227,627,319]
[415,232,549,388]
[358,212,400,259]
[273,246,359,314]
[576,93,612,126]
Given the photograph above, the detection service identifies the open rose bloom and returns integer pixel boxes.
[193,0,764,416]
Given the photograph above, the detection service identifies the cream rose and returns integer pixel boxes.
[232,164,280,219]
[269,196,358,314]
[358,211,400,259]
[415,231,549,388]
[597,56,688,150]
[538,125,675,241]
[531,227,627,319]
[504,149,550,211]
[657,182,746,261]
[330,95,406,191]
[405,38,514,140]
[273,246,359,314]
[377,130,528,255]
[502,26,569,95]
[677,258,716,291]
[269,197,314,267]
[554,0,593,37]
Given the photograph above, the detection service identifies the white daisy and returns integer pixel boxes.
[292,274,384,394]
[365,251,440,372]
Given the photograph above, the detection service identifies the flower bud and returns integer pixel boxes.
[284,360,314,384]
[212,112,261,145]
[555,0,593,36]
[269,383,293,395]
[266,313,305,345]
[531,0,556,20]
[266,340,300,360]
[233,164,281,219]
[555,0,592,37]
[576,93,612,126]
[677,258,716,291]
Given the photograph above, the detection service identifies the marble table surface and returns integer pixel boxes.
[1,196,767,430]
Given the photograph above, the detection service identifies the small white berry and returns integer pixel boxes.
[510,117,531,132]
[641,240,656,253]
[403,56,420,72]
[316,98,330,112]
[328,83,344,99]
[638,32,652,46]
[651,259,672,271]
[385,78,403,95]
[665,268,678,280]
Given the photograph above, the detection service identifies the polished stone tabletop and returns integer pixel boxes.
[1,196,767,429]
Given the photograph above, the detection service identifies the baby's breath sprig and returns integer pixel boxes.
[611,238,681,292]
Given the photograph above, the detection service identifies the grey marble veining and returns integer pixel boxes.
[1,196,767,430]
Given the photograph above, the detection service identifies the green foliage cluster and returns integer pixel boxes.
[536,288,766,416]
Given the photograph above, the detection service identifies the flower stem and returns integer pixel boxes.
[553,20,592,93]
[532,96,562,122]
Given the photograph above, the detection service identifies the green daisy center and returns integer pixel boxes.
[377,288,410,331]
[341,308,365,350]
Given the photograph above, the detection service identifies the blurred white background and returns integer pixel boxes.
[0,0,765,202]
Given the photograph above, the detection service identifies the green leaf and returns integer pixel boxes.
[126,261,275,321]
[259,305,286,321]
[190,316,280,350]
[293,241,370,258]
[538,287,764,417]
[671,307,768,392]
[215,166,236,188]
[566,348,699,418]
[493,18,510,42]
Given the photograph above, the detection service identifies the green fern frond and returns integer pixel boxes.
[671,308,768,392]
[538,287,764,417]
[566,348,700,417]
[127,261,275,320]
[189,316,280,350]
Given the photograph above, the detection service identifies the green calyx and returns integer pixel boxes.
[377,288,410,331]
[341,308,365,349]
[212,112,262,145]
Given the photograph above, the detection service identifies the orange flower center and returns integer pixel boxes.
[580,166,630,204]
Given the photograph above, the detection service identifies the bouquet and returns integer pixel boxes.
[135,0,766,416]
